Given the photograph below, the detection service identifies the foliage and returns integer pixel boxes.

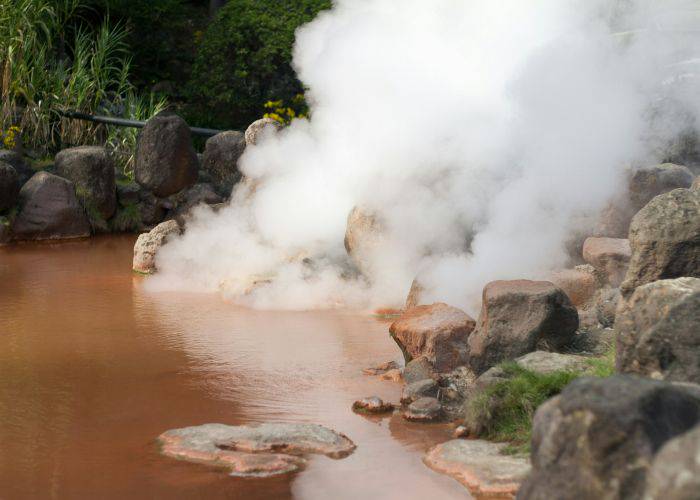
[110,202,141,232]
[186,0,331,129]
[263,94,308,125]
[1,126,21,149]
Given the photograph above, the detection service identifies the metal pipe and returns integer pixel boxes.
[58,110,225,137]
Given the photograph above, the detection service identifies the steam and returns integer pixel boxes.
[149,0,700,314]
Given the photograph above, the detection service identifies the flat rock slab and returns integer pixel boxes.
[424,439,531,499]
[158,423,355,477]
[352,396,394,414]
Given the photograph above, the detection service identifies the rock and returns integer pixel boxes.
[401,379,439,404]
[379,368,402,382]
[644,424,700,500]
[352,397,394,414]
[244,118,282,146]
[467,280,579,375]
[0,223,10,245]
[621,188,700,295]
[692,175,700,190]
[475,351,590,390]
[137,189,167,227]
[362,360,400,376]
[597,164,694,238]
[132,220,181,273]
[405,278,426,309]
[0,162,19,212]
[424,439,530,498]
[549,265,601,307]
[403,397,442,422]
[167,183,224,221]
[0,149,32,184]
[582,237,631,287]
[389,303,476,373]
[594,287,621,328]
[403,356,438,384]
[11,172,90,240]
[202,131,246,195]
[616,277,700,383]
[344,206,384,275]
[54,146,117,220]
[518,376,700,500]
[134,113,198,197]
[116,182,141,206]
[158,422,355,477]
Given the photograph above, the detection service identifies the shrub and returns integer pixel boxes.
[186,0,331,129]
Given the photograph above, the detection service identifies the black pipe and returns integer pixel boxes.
[58,110,225,137]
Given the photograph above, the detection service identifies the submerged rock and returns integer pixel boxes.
[644,424,700,500]
[582,237,631,287]
[401,379,439,404]
[12,172,91,241]
[616,277,700,383]
[362,360,400,376]
[135,113,198,197]
[518,376,700,500]
[390,303,476,373]
[403,397,442,422]
[352,397,394,414]
[158,422,355,477]
[132,220,181,273]
[425,440,530,499]
[621,188,700,295]
[467,280,579,374]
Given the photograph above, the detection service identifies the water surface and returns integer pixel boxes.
[0,236,467,499]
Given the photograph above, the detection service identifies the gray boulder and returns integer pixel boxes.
[518,376,700,500]
[594,287,621,328]
[12,172,90,240]
[244,117,281,146]
[621,188,700,295]
[202,131,245,195]
[0,150,32,184]
[403,397,442,422]
[167,183,223,221]
[134,113,198,197]
[0,162,19,212]
[616,277,700,383]
[55,146,116,220]
[644,424,700,500]
[401,379,439,404]
[582,237,631,287]
[402,356,438,384]
[467,280,579,374]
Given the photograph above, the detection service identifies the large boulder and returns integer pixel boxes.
[55,146,116,220]
[692,175,700,190]
[518,376,700,500]
[0,149,32,184]
[621,188,700,295]
[616,277,700,383]
[12,172,90,240]
[549,265,601,307]
[582,237,631,287]
[467,280,579,374]
[132,220,181,273]
[201,131,246,195]
[134,113,198,197]
[389,303,476,373]
[597,164,694,237]
[344,206,384,274]
[166,183,223,221]
[644,424,700,500]
[0,162,19,212]
[244,117,282,146]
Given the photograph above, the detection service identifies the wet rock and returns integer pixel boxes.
[135,113,198,197]
[644,424,700,500]
[401,379,439,405]
[352,397,394,414]
[403,356,438,384]
[167,183,224,221]
[0,162,19,212]
[158,422,355,477]
[405,278,426,309]
[132,220,181,273]
[403,397,442,422]
[12,172,90,241]
[0,149,32,184]
[244,118,282,146]
[549,265,601,307]
[582,237,631,287]
[344,206,384,275]
[475,351,590,390]
[202,131,246,195]
[55,146,116,220]
[597,164,695,237]
[616,277,700,383]
[594,287,621,328]
[362,360,400,376]
[467,280,579,375]
[379,368,402,382]
[424,439,530,499]
[390,303,476,373]
[621,188,700,295]
[518,376,700,500]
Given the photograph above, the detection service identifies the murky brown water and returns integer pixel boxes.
[0,236,468,499]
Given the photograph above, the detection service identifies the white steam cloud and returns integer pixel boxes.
[148,0,700,315]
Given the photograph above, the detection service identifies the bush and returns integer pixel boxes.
[186,0,331,129]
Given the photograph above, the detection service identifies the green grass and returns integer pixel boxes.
[110,202,141,232]
[463,349,616,455]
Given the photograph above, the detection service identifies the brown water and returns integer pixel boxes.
[0,236,468,499]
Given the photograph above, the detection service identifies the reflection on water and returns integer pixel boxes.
[0,236,468,499]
